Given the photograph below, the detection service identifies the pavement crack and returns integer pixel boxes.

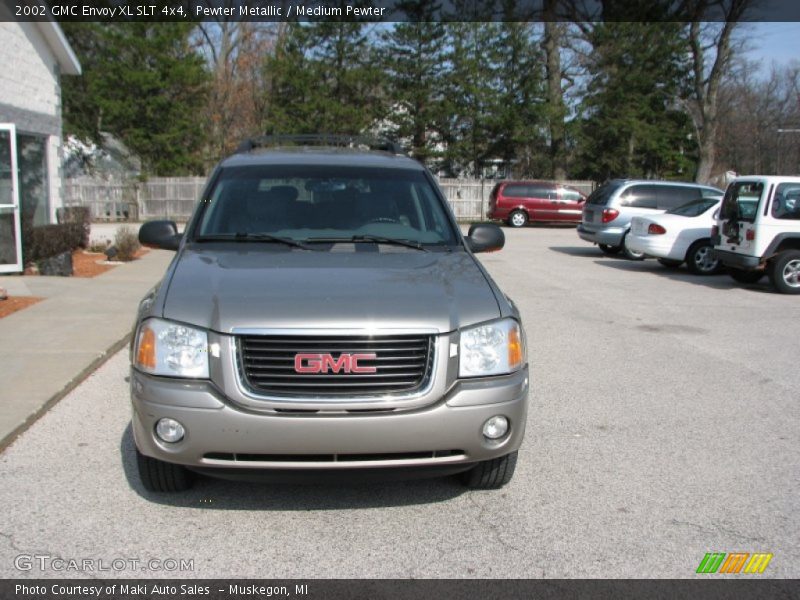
[669,519,767,543]
[0,530,25,554]
[466,494,525,555]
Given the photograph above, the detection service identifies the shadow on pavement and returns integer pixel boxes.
[548,245,777,293]
[548,245,610,258]
[590,259,777,293]
[120,424,467,510]
[525,223,579,229]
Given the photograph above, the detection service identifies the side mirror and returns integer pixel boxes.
[139,220,181,251]
[466,222,505,253]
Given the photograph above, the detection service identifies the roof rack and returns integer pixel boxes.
[235,134,407,156]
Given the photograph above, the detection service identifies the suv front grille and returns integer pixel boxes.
[237,334,434,397]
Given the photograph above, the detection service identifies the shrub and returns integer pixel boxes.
[56,206,91,248]
[88,240,111,254]
[114,226,140,261]
[23,223,83,264]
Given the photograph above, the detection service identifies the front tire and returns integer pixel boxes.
[622,232,645,261]
[136,449,194,492]
[599,244,622,255]
[768,250,800,294]
[460,451,518,489]
[508,210,528,228]
[685,240,721,275]
[728,268,764,284]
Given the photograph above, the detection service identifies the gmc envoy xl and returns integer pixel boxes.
[131,136,529,492]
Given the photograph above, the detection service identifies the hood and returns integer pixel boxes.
[162,245,500,333]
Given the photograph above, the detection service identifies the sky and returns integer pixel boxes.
[744,22,800,67]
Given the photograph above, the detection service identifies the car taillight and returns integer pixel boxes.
[746,229,755,241]
[711,225,718,237]
[601,209,619,223]
[648,223,667,235]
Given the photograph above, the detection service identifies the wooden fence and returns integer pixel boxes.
[65,176,596,223]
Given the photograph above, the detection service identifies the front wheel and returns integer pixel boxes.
[460,451,518,489]
[728,268,764,284]
[507,210,528,228]
[599,244,622,255]
[768,250,800,294]
[622,233,645,261]
[136,449,194,492]
[685,240,722,275]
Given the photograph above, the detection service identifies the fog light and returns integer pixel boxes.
[483,415,509,440]
[155,418,185,443]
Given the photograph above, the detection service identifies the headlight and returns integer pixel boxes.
[459,319,524,378]
[134,318,209,378]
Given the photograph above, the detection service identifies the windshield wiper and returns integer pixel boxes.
[195,233,317,250]
[304,235,428,252]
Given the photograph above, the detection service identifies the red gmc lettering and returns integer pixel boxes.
[350,353,377,373]
[294,353,377,374]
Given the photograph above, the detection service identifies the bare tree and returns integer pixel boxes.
[543,1,568,179]
[681,0,752,184]
[716,60,800,175]
[196,2,282,161]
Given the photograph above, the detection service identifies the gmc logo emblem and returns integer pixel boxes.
[294,353,377,374]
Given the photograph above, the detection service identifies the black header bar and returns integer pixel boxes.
[3,0,800,23]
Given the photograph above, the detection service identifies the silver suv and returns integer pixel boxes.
[577,179,723,259]
[132,136,528,492]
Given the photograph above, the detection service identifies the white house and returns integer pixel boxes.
[0,18,80,273]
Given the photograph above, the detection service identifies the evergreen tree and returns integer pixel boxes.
[264,15,383,135]
[487,22,546,177]
[378,1,448,165]
[574,19,696,181]
[62,23,210,176]
[441,22,503,177]
[440,20,545,178]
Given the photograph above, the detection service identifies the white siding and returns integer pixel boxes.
[47,135,61,219]
[0,22,60,118]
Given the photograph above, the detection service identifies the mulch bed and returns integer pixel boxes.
[26,248,151,279]
[0,247,152,318]
[72,250,117,278]
[0,296,42,319]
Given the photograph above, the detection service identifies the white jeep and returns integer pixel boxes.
[713,176,800,294]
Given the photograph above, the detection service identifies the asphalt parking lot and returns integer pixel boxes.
[1,226,798,579]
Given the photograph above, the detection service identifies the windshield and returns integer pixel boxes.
[586,181,624,206]
[666,197,720,217]
[195,165,459,246]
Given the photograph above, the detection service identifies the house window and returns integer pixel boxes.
[17,133,49,227]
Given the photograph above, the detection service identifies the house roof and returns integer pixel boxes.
[35,21,81,75]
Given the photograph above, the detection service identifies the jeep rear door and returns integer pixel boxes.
[717,180,765,255]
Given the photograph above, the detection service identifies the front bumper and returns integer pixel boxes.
[131,366,529,472]
[577,224,625,247]
[712,249,761,270]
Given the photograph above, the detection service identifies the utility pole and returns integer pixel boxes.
[776,129,800,175]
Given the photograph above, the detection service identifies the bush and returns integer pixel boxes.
[23,223,83,264]
[114,226,140,261]
[56,206,91,249]
[88,240,111,254]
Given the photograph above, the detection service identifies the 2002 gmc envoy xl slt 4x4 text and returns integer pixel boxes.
[131,135,529,492]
